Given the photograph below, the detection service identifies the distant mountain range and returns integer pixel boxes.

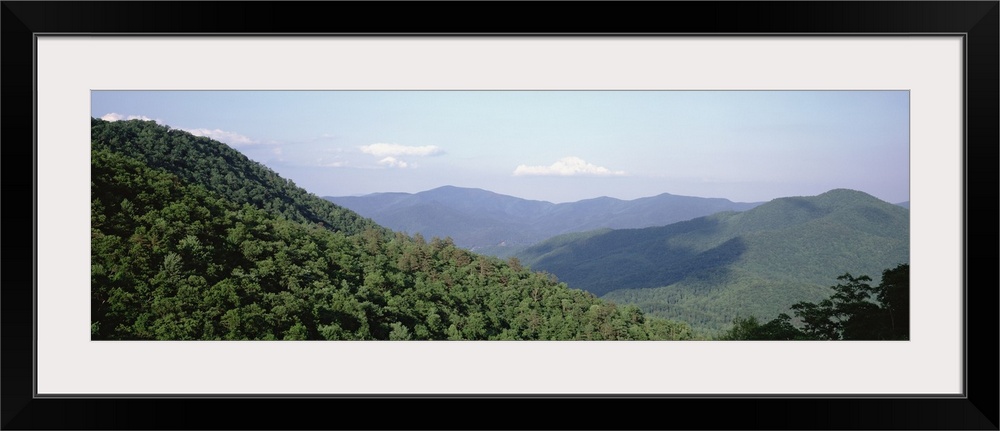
[515,188,910,333]
[325,186,762,256]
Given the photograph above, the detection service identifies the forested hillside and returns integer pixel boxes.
[518,189,909,334]
[90,119,693,340]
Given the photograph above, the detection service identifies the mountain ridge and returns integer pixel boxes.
[326,186,764,256]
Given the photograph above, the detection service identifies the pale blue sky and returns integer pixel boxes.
[92,90,910,204]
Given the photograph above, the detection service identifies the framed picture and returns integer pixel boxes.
[5,2,996,429]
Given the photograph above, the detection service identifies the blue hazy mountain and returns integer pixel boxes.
[326,186,762,256]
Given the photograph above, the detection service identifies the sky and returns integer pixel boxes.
[91,90,910,204]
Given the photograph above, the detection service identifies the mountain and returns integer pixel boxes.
[328,186,548,254]
[326,186,762,256]
[516,189,910,334]
[90,118,693,341]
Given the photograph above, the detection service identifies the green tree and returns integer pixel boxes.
[719,313,806,340]
[878,263,909,340]
[721,264,908,340]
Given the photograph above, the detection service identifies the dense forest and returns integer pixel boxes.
[90,118,694,340]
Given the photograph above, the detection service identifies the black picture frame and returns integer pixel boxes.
[3,2,997,429]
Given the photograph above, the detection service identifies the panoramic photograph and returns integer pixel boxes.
[90,90,910,341]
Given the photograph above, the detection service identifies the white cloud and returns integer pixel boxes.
[377,157,408,168]
[101,113,159,123]
[269,147,285,162]
[513,156,626,177]
[360,143,443,157]
[183,128,256,146]
[317,156,348,168]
